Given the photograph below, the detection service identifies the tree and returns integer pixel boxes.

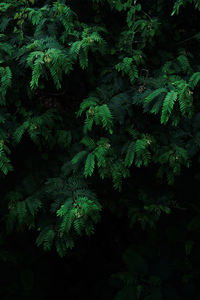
[1,0,200,298]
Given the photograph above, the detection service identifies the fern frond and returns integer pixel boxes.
[0,66,12,104]
[25,197,42,216]
[84,152,95,177]
[95,138,111,167]
[69,41,82,58]
[115,57,138,83]
[43,229,55,251]
[71,150,87,165]
[144,88,167,103]
[55,238,68,257]
[125,141,135,167]
[0,142,13,175]
[77,97,99,117]
[177,53,191,74]
[149,98,163,114]
[161,91,178,124]
[73,218,84,235]
[98,104,113,131]
[80,136,96,150]
[83,117,94,134]
[36,227,55,251]
[189,72,200,89]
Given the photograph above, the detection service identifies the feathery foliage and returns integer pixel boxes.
[1,0,200,298]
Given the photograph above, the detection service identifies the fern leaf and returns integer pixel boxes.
[135,139,147,153]
[84,153,95,177]
[81,136,96,150]
[145,88,167,103]
[69,41,82,58]
[30,57,44,89]
[71,150,87,165]
[189,72,200,89]
[36,227,54,250]
[43,229,55,251]
[73,218,84,235]
[83,117,94,134]
[161,91,178,124]
[65,208,76,232]
[125,141,135,167]
[177,54,191,74]
[178,86,193,118]
[25,197,42,216]
[79,48,88,69]
[77,97,99,117]
[149,98,163,114]
[98,104,113,130]
[0,66,12,104]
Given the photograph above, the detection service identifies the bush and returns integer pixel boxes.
[1,0,200,298]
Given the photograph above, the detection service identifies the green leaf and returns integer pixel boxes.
[84,153,95,177]
[189,72,200,89]
[125,141,135,167]
[145,88,167,103]
[71,150,87,165]
[161,91,178,124]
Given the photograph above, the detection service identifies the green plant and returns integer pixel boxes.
[1,0,200,298]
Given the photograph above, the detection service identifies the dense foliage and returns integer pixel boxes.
[1,0,200,298]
